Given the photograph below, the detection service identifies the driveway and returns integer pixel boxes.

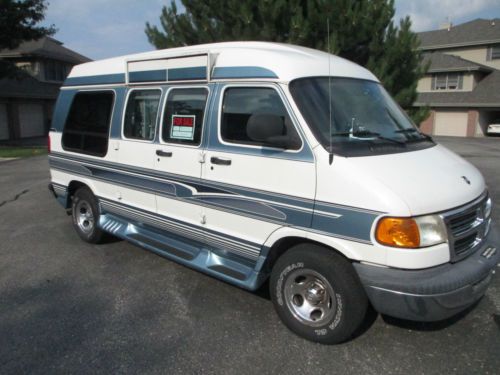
[0,137,499,374]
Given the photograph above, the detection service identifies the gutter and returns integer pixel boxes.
[418,39,500,51]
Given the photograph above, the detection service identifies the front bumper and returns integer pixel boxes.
[354,224,500,322]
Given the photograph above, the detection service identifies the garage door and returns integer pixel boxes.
[19,103,45,138]
[434,111,468,137]
[0,103,8,140]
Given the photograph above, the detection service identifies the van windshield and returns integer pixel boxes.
[289,77,434,157]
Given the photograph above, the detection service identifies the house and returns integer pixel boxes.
[415,19,500,137]
[0,37,90,142]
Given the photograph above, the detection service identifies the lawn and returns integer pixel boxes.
[0,147,48,158]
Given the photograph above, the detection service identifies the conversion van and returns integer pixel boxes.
[48,42,499,344]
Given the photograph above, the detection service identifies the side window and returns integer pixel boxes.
[123,89,161,141]
[220,87,301,150]
[162,88,208,146]
[62,91,114,157]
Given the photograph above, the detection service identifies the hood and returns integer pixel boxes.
[342,144,485,216]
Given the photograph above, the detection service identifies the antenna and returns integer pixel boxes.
[327,18,334,165]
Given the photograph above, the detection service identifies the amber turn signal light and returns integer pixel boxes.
[375,217,420,248]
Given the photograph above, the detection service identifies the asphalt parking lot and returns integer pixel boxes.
[1,136,499,374]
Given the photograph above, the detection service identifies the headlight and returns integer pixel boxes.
[375,215,447,248]
[484,197,492,219]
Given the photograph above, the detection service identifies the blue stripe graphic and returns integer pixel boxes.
[64,73,126,86]
[129,69,167,82]
[63,66,279,87]
[169,66,207,81]
[49,152,380,243]
[212,66,278,79]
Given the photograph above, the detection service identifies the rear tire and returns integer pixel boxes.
[270,244,368,344]
[71,187,105,244]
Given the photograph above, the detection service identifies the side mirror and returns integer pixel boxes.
[247,114,296,149]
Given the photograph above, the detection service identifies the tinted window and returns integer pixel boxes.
[62,91,114,156]
[162,88,208,146]
[124,89,161,141]
[221,87,301,149]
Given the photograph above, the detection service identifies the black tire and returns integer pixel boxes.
[270,244,368,344]
[71,187,105,244]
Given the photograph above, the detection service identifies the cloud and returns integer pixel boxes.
[394,0,500,31]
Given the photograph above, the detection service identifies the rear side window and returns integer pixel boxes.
[62,91,114,156]
[162,88,208,146]
[220,87,301,149]
[123,89,161,141]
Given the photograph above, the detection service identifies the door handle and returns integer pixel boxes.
[210,156,232,166]
[156,150,173,157]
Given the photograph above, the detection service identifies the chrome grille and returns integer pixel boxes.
[442,193,490,262]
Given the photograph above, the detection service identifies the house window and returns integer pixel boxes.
[488,45,500,60]
[432,73,463,90]
[44,60,69,82]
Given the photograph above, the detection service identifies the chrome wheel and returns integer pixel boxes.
[284,268,336,327]
[76,200,94,234]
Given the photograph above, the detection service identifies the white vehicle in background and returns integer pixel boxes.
[47,42,499,344]
[487,120,500,135]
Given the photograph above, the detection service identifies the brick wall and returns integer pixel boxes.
[419,110,435,135]
[467,110,478,137]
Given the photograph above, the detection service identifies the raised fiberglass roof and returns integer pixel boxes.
[65,41,378,86]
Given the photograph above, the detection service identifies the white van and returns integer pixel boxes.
[48,42,499,344]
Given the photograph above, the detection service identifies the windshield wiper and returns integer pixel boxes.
[395,128,434,141]
[331,130,406,145]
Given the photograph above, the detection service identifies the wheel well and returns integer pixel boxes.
[66,181,88,209]
[261,236,350,275]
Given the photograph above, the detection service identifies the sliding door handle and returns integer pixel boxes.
[210,156,232,166]
[156,150,173,157]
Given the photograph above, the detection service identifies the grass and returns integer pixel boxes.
[0,146,48,158]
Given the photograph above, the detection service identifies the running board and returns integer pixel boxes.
[98,213,264,290]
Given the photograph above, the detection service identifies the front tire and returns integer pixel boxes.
[71,187,105,244]
[270,244,368,344]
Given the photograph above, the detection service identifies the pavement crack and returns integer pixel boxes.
[0,189,29,208]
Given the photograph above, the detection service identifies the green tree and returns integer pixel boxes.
[145,0,429,124]
[0,0,56,79]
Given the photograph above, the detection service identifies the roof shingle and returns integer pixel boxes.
[423,52,493,73]
[0,74,60,99]
[0,37,90,64]
[418,18,500,50]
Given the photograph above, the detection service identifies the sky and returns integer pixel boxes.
[41,0,500,60]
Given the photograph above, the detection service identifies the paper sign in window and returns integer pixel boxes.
[171,115,196,140]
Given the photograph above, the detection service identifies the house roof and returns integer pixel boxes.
[415,70,500,108]
[418,18,500,50]
[0,37,90,64]
[0,74,60,99]
[423,52,493,73]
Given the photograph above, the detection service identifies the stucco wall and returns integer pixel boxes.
[417,73,474,93]
[443,47,500,70]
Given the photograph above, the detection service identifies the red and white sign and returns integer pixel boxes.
[171,115,196,140]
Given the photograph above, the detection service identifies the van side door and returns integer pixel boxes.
[104,87,162,214]
[154,85,211,245]
[200,83,316,262]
